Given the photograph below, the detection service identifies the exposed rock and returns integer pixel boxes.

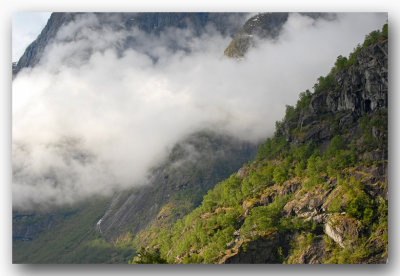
[224,13,289,58]
[324,215,359,248]
[362,150,386,162]
[294,236,326,264]
[283,185,332,217]
[321,185,345,212]
[257,178,301,207]
[13,12,248,77]
[312,214,328,224]
[237,166,250,180]
[13,13,76,76]
[330,42,387,115]
[224,13,334,58]
[222,231,292,264]
[283,40,388,146]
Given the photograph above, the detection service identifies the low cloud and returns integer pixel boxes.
[12,12,387,210]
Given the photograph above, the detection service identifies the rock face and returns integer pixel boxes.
[13,13,76,76]
[224,13,289,58]
[215,39,387,265]
[282,39,388,147]
[224,12,334,58]
[310,43,388,116]
[223,232,289,264]
[96,131,257,239]
[13,12,247,77]
[325,216,359,248]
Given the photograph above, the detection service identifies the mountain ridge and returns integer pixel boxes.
[12,13,388,264]
[133,25,388,264]
[13,12,248,76]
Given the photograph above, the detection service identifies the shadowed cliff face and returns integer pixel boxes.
[13,13,75,76]
[13,12,248,76]
[96,131,257,239]
[280,40,388,147]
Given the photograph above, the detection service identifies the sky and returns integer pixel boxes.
[12,12,51,62]
[11,12,387,210]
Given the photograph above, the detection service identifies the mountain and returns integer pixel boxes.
[13,12,247,76]
[12,12,258,263]
[224,12,334,58]
[12,130,257,263]
[96,131,257,239]
[12,13,388,264]
[133,25,388,264]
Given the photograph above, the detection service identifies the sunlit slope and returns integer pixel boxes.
[134,25,388,264]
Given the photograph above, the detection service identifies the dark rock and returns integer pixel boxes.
[296,236,326,264]
[13,12,248,77]
[224,13,335,58]
[223,232,292,263]
[281,40,388,147]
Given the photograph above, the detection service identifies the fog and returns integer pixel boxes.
[12,12,387,210]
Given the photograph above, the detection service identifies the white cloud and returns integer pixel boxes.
[12,12,387,210]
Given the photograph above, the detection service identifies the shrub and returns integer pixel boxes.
[273,166,287,185]
[313,74,336,94]
[363,30,381,47]
[346,190,373,224]
[327,135,346,157]
[328,196,343,213]
[335,55,348,71]
[382,23,388,39]
[296,90,312,110]
[133,247,167,264]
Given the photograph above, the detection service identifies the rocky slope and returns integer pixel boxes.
[12,130,257,263]
[96,131,257,240]
[224,12,334,58]
[12,13,388,264]
[134,25,388,264]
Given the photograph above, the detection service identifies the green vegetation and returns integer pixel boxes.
[240,196,289,238]
[132,25,387,264]
[13,197,136,263]
[15,23,387,264]
[312,23,388,96]
[133,121,386,263]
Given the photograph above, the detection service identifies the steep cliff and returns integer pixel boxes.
[134,25,388,264]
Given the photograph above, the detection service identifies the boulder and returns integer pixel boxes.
[324,215,359,248]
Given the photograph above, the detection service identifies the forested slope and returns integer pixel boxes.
[133,24,388,264]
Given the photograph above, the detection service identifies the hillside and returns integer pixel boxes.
[133,24,388,264]
[12,130,256,263]
[12,13,388,264]
[12,12,258,263]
